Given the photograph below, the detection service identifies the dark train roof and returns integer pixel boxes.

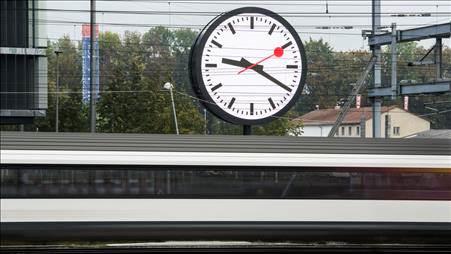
[1,131,450,156]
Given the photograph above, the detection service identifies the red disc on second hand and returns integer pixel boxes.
[274,47,284,57]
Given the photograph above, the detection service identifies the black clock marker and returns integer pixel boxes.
[211,40,222,48]
[250,16,254,29]
[211,83,222,92]
[282,41,292,49]
[250,103,254,115]
[268,24,276,35]
[268,98,276,109]
[228,97,236,109]
[286,64,298,69]
[205,63,217,68]
[228,23,236,34]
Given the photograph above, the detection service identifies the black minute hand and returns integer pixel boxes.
[222,57,291,92]
[239,58,292,92]
[255,68,292,92]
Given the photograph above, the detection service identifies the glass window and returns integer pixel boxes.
[356,126,360,136]
[341,127,345,136]
[1,165,449,200]
[393,126,400,136]
[348,126,352,136]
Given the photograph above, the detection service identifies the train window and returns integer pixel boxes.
[1,165,450,200]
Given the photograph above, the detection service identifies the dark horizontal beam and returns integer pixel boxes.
[2,131,450,155]
[402,81,450,95]
[368,80,450,97]
[0,47,46,56]
[2,222,450,243]
[368,22,451,46]
[0,109,46,118]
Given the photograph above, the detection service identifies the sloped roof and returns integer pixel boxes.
[296,106,394,125]
[407,129,451,139]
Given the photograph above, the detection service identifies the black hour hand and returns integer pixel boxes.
[221,58,245,68]
[239,58,263,72]
[221,58,263,70]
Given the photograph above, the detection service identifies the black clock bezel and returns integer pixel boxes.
[190,7,307,125]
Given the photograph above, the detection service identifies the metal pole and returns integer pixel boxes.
[328,57,376,137]
[385,114,391,138]
[435,38,442,80]
[89,0,96,133]
[372,0,382,138]
[204,108,207,135]
[169,87,179,135]
[55,51,61,132]
[391,23,397,100]
[243,125,252,135]
[360,113,366,138]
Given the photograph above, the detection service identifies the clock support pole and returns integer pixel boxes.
[243,125,252,135]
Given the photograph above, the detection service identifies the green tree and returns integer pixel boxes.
[33,36,87,132]
[295,38,337,114]
[253,112,303,136]
[97,28,205,134]
[11,29,447,134]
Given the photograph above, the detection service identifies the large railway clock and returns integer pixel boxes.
[190,7,307,125]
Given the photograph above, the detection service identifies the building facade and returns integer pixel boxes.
[1,0,47,124]
[295,106,430,138]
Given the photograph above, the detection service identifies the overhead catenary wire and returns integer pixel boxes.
[28,0,451,6]
[37,18,451,34]
[4,87,438,122]
[23,8,451,19]
[10,5,451,18]
[4,0,451,126]
[2,87,447,106]
[26,34,451,58]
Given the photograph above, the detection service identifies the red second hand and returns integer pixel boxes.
[237,47,284,75]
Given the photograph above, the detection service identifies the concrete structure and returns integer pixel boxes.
[294,106,430,138]
[406,129,451,139]
[1,0,47,124]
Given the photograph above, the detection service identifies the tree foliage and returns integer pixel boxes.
[5,28,448,133]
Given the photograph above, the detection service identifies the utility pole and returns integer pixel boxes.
[89,0,96,133]
[328,57,376,137]
[243,125,252,135]
[55,49,62,132]
[435,38,442,79]
[385,114,391,138]
[164,82,179,135]
[360,113,366,138]
[372,0,382,138]
[391,23,397,100]
[204,108,207,135]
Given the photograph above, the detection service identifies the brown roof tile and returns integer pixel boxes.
[296,106,395,125]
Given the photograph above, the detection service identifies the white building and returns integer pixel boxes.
[294,106,430,138]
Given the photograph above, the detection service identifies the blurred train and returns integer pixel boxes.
[1,132,450,243]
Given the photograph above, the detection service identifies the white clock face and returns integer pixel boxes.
[191,7,307,124]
